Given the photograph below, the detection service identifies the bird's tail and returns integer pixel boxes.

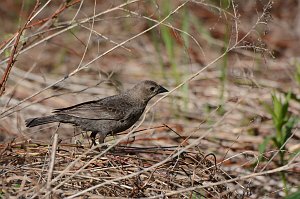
[25,115,57,127]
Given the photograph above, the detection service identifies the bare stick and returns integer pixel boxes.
[0,0,40,96]
[46,133,59,194]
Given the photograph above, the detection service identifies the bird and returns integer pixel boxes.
[25,80,168,145]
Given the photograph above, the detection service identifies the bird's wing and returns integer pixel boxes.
[53,96,132,120]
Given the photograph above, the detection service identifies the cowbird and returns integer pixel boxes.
[25,80,168,145]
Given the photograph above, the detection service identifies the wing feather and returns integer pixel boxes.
[53,95,132,120]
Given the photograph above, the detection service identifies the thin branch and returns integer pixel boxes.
[0,0,41,96]
[46,132,59,192]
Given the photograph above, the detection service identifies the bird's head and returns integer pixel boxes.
[127,80,168,104]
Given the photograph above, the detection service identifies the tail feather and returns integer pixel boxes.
[25,115,57,127]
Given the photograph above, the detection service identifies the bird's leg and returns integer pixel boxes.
[98,133,106,144]
[90,131,98,147]
[125,125,136,145]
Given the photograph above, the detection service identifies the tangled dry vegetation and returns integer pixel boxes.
[0,0,300,198]
[1,142,234,198]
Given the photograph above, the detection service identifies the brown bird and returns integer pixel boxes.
[25,80,168,145]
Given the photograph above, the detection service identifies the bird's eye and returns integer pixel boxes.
[150,86,155,91]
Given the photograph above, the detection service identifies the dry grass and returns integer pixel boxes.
[1,142,234,198]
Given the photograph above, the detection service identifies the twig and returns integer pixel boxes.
[0,0,40,96]
[46,133,59,193]
[145,163,299,199]
[26,0,81,29]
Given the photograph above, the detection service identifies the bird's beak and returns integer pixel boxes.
[158,85,168,94]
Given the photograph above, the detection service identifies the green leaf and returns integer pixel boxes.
[285,190,300,199]
[295,60,300,85]
[272,93,282,120]
[281,92,291,121]
[272,136,280,149]
[181,7,190,48]
[283,117,297,142]
[258,136,271,161]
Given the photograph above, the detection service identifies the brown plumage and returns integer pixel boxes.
[25,80,168,145]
